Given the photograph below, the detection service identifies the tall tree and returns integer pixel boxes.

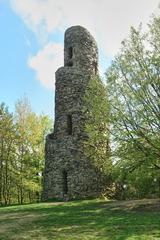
[0,98,52,205]
[106,16,160,198]
[83,77,111,174]
[14,97,52,203]
[0,103,17,205]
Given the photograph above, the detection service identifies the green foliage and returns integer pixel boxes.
[0,103,17,205]
[83,77,111,173]
[0,98,52,205]
[106,16,160,199]
[0,199,159,239]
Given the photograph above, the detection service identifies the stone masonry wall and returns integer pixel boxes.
[43,26,107,200]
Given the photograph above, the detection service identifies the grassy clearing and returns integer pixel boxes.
[0,199,160,240]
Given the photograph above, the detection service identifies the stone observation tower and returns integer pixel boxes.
[43,26,107,200]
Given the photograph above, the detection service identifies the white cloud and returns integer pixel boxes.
[11,0,160,88]
[28,43,63,89]
[11,0,160,53]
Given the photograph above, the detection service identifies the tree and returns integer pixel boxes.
[0,103,17,205]
[14,97,52,203]
[83,76,111,174]
[106,16,160,198]
[0,98,52,205]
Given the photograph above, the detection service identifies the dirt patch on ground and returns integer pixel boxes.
[46,201,65,206]
[102,198,160,212]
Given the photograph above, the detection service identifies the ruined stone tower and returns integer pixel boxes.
[43,26,107,200]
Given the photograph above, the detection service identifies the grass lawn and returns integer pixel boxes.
[0,198,160,240]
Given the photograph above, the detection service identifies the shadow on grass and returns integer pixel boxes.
[0,199,160,240]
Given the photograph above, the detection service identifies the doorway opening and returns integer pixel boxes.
[62,170,68,194]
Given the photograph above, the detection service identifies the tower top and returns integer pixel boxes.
[64,25,98,75]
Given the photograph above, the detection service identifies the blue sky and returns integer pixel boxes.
[0,1,55,116]
[0,0,159,117]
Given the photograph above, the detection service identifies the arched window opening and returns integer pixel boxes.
[62,170,68,194]
[67,114,72,135]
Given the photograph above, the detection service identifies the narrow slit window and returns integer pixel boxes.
[93,61,98,75]
[68,47,73,60]
[62,170,68,194]
[67,114,72,135]
[65,47,73,66]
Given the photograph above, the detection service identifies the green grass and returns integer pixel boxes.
[0,199,160,240]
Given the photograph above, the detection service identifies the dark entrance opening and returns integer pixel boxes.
[67,114,72,135]
[62,170,68,194]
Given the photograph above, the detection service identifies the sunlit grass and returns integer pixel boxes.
[0,199,159,239]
